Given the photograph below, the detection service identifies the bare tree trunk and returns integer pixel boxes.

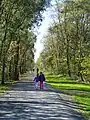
[64,7,71,77]
[9,59,12,80]
[1,56,5,85]
[66,41,71,77]
[0,29,7,61]
[14,40,20,81]
[0,0,2,11]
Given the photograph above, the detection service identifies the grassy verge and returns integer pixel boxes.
[45,73,90,119]
[0,80,17,95]
[0,84,9,95]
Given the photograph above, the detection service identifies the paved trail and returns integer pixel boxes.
[0,74,85,120]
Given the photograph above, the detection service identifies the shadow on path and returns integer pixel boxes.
[0,78,85,120]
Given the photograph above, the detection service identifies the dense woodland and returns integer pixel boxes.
[36,0,90,82]
[0,0,90,84]
[0,0,50,84]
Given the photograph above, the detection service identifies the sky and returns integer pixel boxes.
[34,10,50,62]
[34,1,55,62]
[34,0,61,62]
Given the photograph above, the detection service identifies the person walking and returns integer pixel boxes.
[33,73,39,90]
[39,72,45,89]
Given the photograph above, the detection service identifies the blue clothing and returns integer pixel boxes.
[34,76,39,82]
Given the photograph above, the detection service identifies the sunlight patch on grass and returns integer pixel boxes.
[46,73,90,119]
[73,96,90,109]
[73,95,90,119]
[46,74,72,83]
[49,83,90,91]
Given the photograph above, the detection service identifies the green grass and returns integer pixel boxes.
[45,73,90,119]
[0,84,8,94]
[0,80,17,95]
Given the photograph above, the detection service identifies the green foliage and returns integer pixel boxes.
[37,0,90,82]
[0,0,51,84]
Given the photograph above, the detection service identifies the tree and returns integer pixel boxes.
[37,0,90,82]
[0,0,51,84]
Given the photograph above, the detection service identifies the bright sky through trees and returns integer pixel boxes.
[34,0,59,62]
[34,10,50,62]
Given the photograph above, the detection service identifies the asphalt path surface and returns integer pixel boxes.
[0,74,85,120]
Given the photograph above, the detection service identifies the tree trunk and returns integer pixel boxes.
[0,29,7,61]
[20,65,22,74]
[78,63,84,82]
[14,41,20,80]
[1,56,5,85]
[9,59,12,80]
[66,45,71,77]
[0,0,2,11]
[64,7,71,77]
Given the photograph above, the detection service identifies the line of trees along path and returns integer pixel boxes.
[0,0,51,84]
[36,0,90,82]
